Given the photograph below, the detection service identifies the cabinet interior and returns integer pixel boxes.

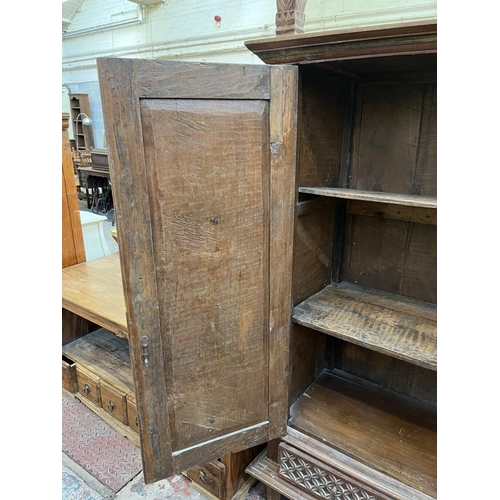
[288,56,437,495]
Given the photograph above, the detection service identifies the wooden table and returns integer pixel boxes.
[62,252,127,338]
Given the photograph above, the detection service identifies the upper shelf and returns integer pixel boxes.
[298,187,437,209]
[293,281,437,370]
[62,252,128,338]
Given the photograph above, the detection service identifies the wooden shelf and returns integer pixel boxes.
[62,252,128,338]
[288,370,437,498]
[62,328,133,394]
[292,281,437,370]
[298,187,437,209]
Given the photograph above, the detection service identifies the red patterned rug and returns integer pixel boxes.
[62,393,142,492]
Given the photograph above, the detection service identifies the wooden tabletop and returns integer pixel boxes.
[62,252,128,338]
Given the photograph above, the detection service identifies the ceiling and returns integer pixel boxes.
[62,0,86,31]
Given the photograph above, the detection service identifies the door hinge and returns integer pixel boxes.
[140,336,150,366]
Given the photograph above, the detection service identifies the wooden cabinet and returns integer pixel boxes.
[244,22,437,500]
[63,20,437,500]
[62,112,86,269]
[69,93,94,153]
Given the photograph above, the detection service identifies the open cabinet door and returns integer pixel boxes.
[97,58,298,483]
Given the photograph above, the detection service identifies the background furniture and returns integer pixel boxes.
[78,166,113,211]
[62,111,87,363]
[79,211,111,261]
[62,112,86,269]
[69,93,94,154]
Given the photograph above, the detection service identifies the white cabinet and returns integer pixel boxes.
[79,211,111,261]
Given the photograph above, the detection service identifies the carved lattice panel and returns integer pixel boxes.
[278,445,389,500]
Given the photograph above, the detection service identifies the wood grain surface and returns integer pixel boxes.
[62,328,134,394]
[342,215,437,303]
[98,57,297,480]
[62,252,128,338]
[62,112,86,268]
[245,21,436,65]
[282,427,435,500]
[298,187,436,208]
[268,65,299,438]
[350,83,436,197]
[140,97,270,452]
[293,281,437,370]
[288,371,437,497]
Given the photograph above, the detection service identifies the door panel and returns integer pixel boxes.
[141,98,270,451]
[97,58,298,482]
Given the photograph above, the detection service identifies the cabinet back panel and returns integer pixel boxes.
[414,84,437,197]
[350,83,437,196]
[140,98,270,452]
[334,341,437,408]
[342,215,436,303]
[298,67,345,188]
[400,222,437,302]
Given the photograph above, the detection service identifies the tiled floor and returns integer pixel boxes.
[64,200,267,500]
[62,394,142,492]
[63,390,268,500]
[62,392,268,500]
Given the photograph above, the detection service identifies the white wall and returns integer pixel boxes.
[62,0,436,147]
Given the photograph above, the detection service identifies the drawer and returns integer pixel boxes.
[126,393,139,432]
[62,355,78,393]
[76,365,101,407]
[185,459,226,499]
[100,379,128,425]
[278,443,391,500]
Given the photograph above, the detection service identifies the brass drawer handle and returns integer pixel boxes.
[108,401,115,412]
[83,384,91,395]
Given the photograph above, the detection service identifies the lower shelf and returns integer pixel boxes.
[285,370,436,498]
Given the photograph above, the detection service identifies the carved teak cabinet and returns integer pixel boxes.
[96,21,437,500]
